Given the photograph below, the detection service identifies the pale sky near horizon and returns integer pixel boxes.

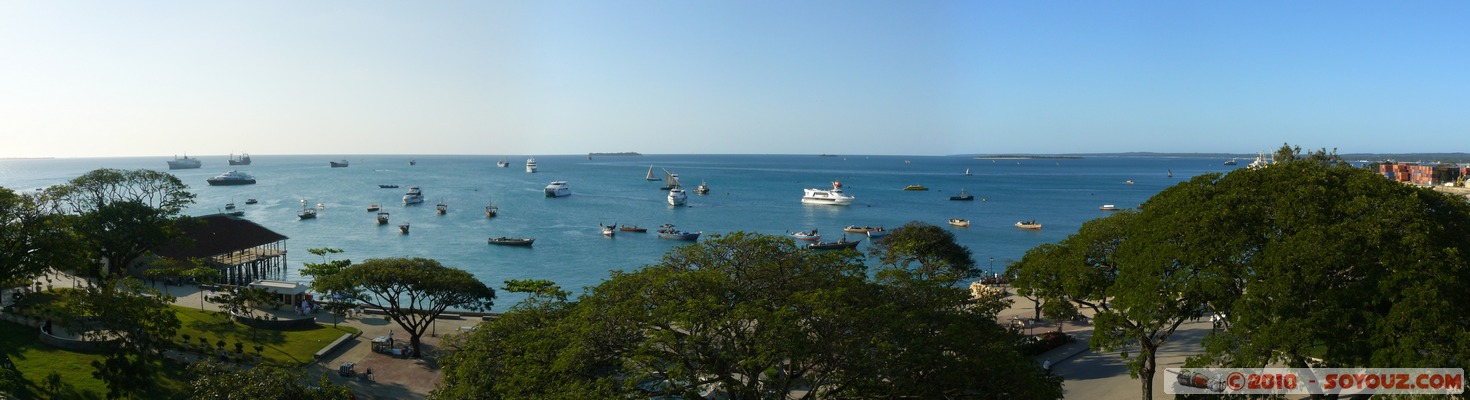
[2,1,1467,158]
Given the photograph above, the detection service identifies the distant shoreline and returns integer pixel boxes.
[588,152,641,156]
[974,155,1085,160]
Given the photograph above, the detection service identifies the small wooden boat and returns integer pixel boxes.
[948,218,971,227]
[377,211,390,225]
[620,225,648,233]
[298,208,317,220]
[399,223,410,234]
[379,184,399,189]
[485,196,498,218]
[645,165,659,181]
[367,204,380,212]
[225,202,236,210]
[1099,204,1121,211]
[789,229,821,241]
[436,202,447,215]
[488,237,535,246]
[949,190,974,201]
[225,211,244,217]
[244,198,258,205]
[807,237,861,250]
[1015,220,1042,230]
[903,185,929,191]
[843,225,875,233]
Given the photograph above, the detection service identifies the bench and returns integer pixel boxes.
[314,333,356,360]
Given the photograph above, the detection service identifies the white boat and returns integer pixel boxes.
[1099,204,1121,211]
[167,154,202,169]
[205,170,256,186]
[403,186,425,204]
[801,181,855,206]
[544,181,571,197]
[695,181,709,195]
[645,165,659,181]
[789,229,821,241]
[965,168,972,176]
[948,218,971,227]
[601,223,616,237]
[866,228,889,239]
[668,186,687,206]
[526,158,538,173]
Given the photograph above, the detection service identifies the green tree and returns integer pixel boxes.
[0,187,85,289]
[301,248,356,326]
[188,361,352,400]
[866,221,980,280]
[56,277,182,399]
[434,232,1060,399]
[318,258,495,358]
[45,168,195,278]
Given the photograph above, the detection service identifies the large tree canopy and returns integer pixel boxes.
[318,257,495,358]
[1011,148,1470,400]
[0,187,84,286]
[44,169,195,278]
[434,232,1060,400]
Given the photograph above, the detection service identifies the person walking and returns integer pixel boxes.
[1042,359,1052,376]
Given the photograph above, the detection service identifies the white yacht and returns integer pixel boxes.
[801,180,855,206]
[205,170,256,186]
[403,186,425,204]
[544,181,570,197]
[526,158,538,173]
[668,186,687,206]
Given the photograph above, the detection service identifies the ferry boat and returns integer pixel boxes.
[526,158,538,173]
[801,181,855,206]
[167,155,202,169]
[229,152,251,166]
[544,181,571,197]
[667,186,687,206]
[206,170,256,186]
[403,186,425,204]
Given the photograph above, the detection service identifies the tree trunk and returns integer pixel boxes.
[409,334,421,358]
[1139,341,1157,400]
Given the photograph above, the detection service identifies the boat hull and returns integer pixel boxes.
[488,238,534,246]
[206,179,256,186]
[807,239,862,250]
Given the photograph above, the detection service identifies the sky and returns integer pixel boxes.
[2,1,1467,158]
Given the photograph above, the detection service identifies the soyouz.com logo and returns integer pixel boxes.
[1166,368,1465,395]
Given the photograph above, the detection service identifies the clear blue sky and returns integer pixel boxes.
[2,1,1466,158]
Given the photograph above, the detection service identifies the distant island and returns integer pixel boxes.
[974,155,1085,160]
[588,152,641,156]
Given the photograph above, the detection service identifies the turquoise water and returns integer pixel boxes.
[0,154,1242,308]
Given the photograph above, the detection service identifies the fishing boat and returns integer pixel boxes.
[949,190,974,201]
[695,181,709,195]
[656,227,701,241]
[1099,204,1122,211]
[1124,180,1134,185]
[948,218,971,227]
[225,210,244,217]
[229,152,251,166]
[403,186,425,204]
[367,204,380,212]
[788,229,821,241]
[801,181,855,206]
[206,170,256,186]
[843,225,876,233]
[317,202,325,209]
[167,154,202,169]
[1015,220,1042,230]
[377,211,390,225]
[379,184,399,189]
[244,198,258,205]
[544,181,571,197]
[485,196,498,218]
[410,159,416,166]
[600,223,616,237]
[488,237,535,246]
[620,225,648,233]
[399,223,410,234]
[645,165,659,181]
[298,203,317,220]
[903,185,928,191]
[807,237,862,250]
[526,158,538,173]
[496,158,509,168]
[436,202,447,215]
[667,186,687,206]
[330,160,349,168]
[659,168,681,190]
[866,228,889,239]
[224,202,236,210]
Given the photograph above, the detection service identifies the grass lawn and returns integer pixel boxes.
[171,305,359,367]
[0,320,190,399]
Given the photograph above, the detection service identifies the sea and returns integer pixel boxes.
[0,154,1243,308]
